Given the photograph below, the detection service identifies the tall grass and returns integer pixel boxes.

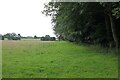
[75,42,118,55]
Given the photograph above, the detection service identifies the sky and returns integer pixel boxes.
[0,0,56,37]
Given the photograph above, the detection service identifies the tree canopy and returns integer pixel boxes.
[43,2,120,48]
[4,33,21,40]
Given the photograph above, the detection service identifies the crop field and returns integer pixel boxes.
[2,40,118,78]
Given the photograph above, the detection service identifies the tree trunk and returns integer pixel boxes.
[109,13,119,49]
[104,13,112,48]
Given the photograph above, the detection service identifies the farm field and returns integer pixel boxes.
[2,40,118,78]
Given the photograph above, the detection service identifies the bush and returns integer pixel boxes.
[2,36,4,40]
[41,37,45,41]
[40,36,56,41]
[50,37,56,41]
[12,37,21,40]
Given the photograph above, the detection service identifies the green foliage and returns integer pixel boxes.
[2,36,4,40]
[34,35,37,39]
[43,2,120,48]
[4,33,21,40]
[40,35,56,41]
[112,3,120,19]
[50,37,56,41]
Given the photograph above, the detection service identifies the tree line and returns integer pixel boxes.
[0,33,56,41]
[41,35,56,41]
[1,33,21,40]
[43,2,120,49]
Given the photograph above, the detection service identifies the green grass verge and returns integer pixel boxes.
[0,40,2,79]
[2,41,118,78]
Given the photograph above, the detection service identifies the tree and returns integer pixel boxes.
[4,33,12,40]
[4,33,21,40]
[18,34,21,40]
[2,36,4,40]
[40,35,56,41]
[101,2,120,48]
[18,34,21,37]
[50,37,56,41]
[43,2,120,49]
[45,35,50,41]
[34,35,37,39]
[40,37,45,41]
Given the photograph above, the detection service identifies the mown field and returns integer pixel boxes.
[2,40,118,78]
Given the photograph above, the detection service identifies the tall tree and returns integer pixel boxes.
[43,2,120,48]
[102,2,120,48]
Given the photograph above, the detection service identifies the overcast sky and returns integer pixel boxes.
[0,0,55,37]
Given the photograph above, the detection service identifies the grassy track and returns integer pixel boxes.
[2,40,118,78]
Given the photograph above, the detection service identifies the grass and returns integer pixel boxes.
[2,40,118,78]
[0,40,2,79]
